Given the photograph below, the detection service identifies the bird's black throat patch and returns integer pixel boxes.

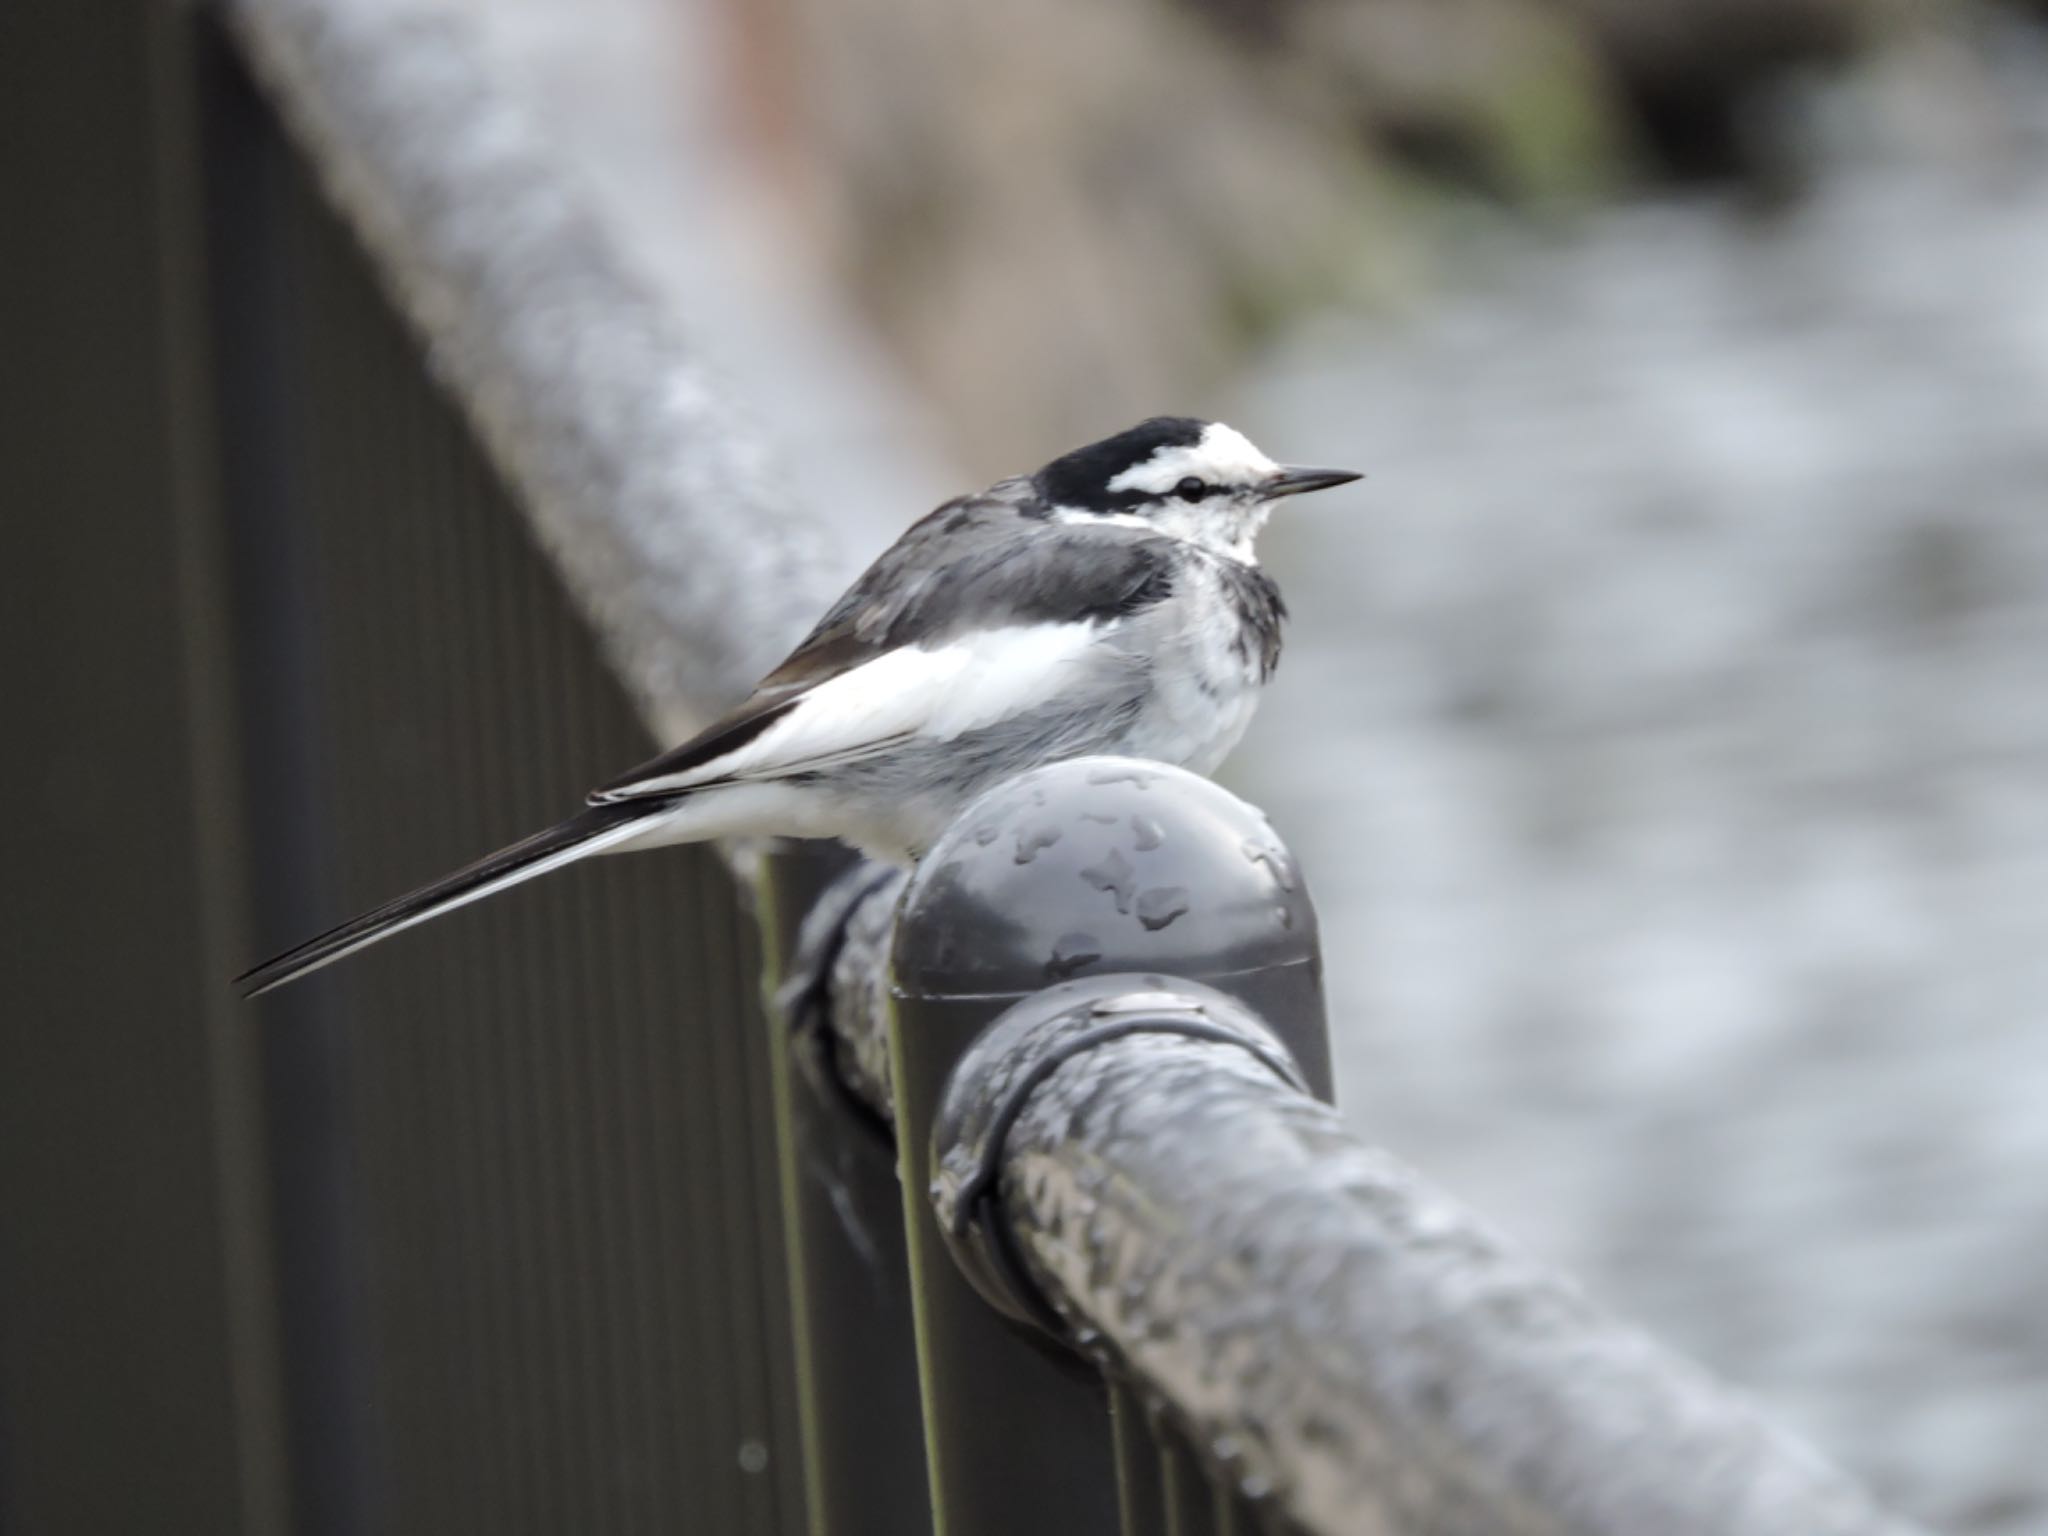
[1219,560,1287,681]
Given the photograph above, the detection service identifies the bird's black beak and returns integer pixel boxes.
[1265,465,1364,499]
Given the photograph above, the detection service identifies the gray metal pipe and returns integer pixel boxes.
[932,991,1920,1536]
[767,764,1918,1536]
[788,767,1919,1534]
[222,0,848,744]
[780,858,908,1126]
[884,758,1334,1535]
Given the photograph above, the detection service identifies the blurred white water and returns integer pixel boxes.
[1237,47,2048,1534]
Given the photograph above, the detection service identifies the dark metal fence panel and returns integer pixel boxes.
[0,6,290,1533]
[201,32,806,1536]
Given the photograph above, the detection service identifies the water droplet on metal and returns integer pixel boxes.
[1081,849,1137,913]
[972,822,1000,846]
[1136,886,1190,931]
[1240,837,1297,891]
[1014,824,1062,864]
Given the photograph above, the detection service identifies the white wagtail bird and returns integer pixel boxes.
[237,417,1359,995]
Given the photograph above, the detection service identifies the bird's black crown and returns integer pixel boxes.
[1032,416,1210,512]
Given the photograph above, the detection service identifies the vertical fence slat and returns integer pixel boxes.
[759,855,935,1536]
[1110,1383,1168,1536]
[1159,1435,1221,1536]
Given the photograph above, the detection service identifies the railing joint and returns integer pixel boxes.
[930,976,1307,1334]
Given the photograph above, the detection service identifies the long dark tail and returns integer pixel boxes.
[235,805,658,998]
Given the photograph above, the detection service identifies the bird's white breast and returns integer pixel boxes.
[1122,557,1265,775]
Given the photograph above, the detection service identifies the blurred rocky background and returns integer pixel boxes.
[465,0,2048,1526]
[724,0,1916,464]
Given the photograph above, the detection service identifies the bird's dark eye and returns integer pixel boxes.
[1175,476,1208,500]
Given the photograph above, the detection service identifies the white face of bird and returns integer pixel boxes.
[1033,417,1360,561]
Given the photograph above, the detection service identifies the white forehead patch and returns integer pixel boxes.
[1106,422,1279,496]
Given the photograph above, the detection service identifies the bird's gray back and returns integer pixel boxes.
[779,482,1179,670]
[783,487,1287,851]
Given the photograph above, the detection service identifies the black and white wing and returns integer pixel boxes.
[587,495,1178,805]
[235,496,1179,996]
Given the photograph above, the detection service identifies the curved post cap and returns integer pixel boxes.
[891,756,1317,1000]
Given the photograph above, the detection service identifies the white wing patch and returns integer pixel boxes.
[611,623,1107,797]
[1106,422,1278,496]
[1053,508,1151,531]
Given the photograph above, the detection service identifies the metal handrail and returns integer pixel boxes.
[934,979,1910,1536]
[788,757,1921,1536]
[224,0,850,745]
[222,8,1925,1532]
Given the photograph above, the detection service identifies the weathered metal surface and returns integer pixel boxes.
[221,0,846,743]
[929,976,1306,1331]
[779,756,1331,1128]
[956,1020,1921,1536]
[883,756,1334,1535]
[790,754,1911,1533]
[892,760,1325,1085]
[782,859,909,1127]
